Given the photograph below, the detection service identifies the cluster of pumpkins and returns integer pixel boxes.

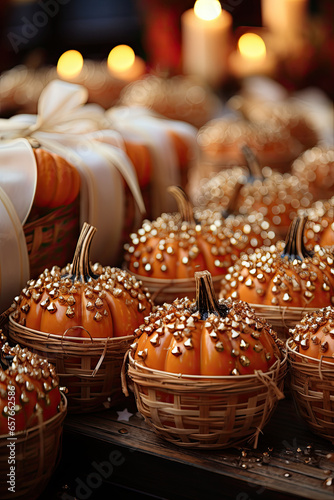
[1,76,334,453]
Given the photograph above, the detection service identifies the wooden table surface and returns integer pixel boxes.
[39,391,334,500]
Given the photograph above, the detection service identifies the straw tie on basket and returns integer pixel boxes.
[61,325,109,378]
[252,368,285,448]
[255,369,285,402]
[318,355,334,381]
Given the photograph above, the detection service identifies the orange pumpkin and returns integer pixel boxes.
[13,223,153,338]
[124,186,278,282]
[33,147,81,208]
[228,95,319,153]
[194,146,313,239]
[132,270,282,376]
[289,306,334,362]
[123,139,152,188]
[196,116,301,174]
[0,341,61,434]
[221,217,334,309]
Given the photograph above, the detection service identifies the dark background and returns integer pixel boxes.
[0,0,333,99]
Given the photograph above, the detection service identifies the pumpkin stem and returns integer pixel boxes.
[69,222,99,282]
[240,144,263,180]
[282,216,313,261]
[167,186,194,224]
[195,271,229,320]
[221,180,243,218]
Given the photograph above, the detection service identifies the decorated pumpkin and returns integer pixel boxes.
[0,339,62,434]
[12,222,153,338]
[228,94,319,153]
[124,186,278,290]
[127,271,286,449]
[193,147,313,239]
[220,217,334,309]
[193,178,279,252]
[132,270,283,376]
[289,306,334,361]
[124,186,233,281]
[287,306,334,444]
[196,115,301,174]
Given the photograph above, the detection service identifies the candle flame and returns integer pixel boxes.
[57,50,83,79]
[107,45,135,73]
[238,33,266,60]
[194,0,222,21]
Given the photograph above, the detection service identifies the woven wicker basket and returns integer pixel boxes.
[127,272,223,305]
[125,351,288,449]
[8,316,133,413]
[23,199,80,278]
[287,338,334,444]
[247,304,319,342]
[0,392,67,500]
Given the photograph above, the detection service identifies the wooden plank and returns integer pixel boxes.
[64,396,334,500]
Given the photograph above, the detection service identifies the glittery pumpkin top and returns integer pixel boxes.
[197,117,299,163]
[289,306,334,360]
[227,95,319,151]
[12,264,153,338]
[132,295,283,376]
[220,245,334,308]
[194,166,312,238]
[0,339,61,433]
[124,210,278,280]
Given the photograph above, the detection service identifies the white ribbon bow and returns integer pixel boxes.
[0,80,145,311]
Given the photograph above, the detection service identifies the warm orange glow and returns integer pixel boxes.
[238,33,267,60]
[57,50,83,79]
[194,0,222,21]
[107,45,135,73]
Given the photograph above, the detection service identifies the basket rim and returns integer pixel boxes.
[286,337,334,367]
[128,350,288,382]
[0,390,67,440]
[245,303,320,315]
[123,269,224,287]
[8,313,135,344]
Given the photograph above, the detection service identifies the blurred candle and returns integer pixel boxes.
[107,45,146,82]
[181,0,232,87]
[229,32,276,78]
[238,33,266,62]
[57,50,84,80]
[261,0,308,41]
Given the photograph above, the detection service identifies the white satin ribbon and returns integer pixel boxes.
[0,185,30,312]
[105,105,199,217]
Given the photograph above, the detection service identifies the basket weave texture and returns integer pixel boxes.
[8,316,133,413]
[127,272,223,305]
[126,351,288,449]
[287,338,334,444]
[23,199,80,278]
[248,304,319,341]
[0,392,67,500]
